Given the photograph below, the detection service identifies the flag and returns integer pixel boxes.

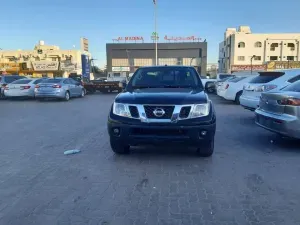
[153,0,156,4]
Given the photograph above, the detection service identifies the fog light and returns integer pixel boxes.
[200,130,207,136]
[113,128,120,135]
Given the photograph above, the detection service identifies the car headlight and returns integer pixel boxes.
[113,103,131,117]
[190,103,210,118]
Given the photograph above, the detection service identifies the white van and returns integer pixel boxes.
[240,69,300,111]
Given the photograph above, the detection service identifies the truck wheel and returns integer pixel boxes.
[235,91,243,105]
[197,139,214,157]
[110,139,130,154]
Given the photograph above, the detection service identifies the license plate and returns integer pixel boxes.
[105,86,109,88]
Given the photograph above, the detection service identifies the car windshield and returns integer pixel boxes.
[282,80,300,92]
[4,76,25,83]
[43,79,62,83]
[10,79,31,84]
[129,67,202,89]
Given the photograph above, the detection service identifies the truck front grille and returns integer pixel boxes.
[144,105,175,119]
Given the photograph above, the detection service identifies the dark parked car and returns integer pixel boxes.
[107,66,216,157]
[255,80,300,139]
[0,75,26,97]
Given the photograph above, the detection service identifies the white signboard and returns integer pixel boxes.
[80,38,89,52]
[112,66,130,72]
[60,62,76,71]
[32,61,59,71]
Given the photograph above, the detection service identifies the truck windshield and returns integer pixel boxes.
[129,67,203,89]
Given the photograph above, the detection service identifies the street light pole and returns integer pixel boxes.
[154,0,158,66]
[250,55,256,74]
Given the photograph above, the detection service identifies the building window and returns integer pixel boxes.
[254,42,262,48]
[270,56,278,61]
[158,58,177,66]
[112,58,129,67]
[270,43,279,51]
[238,42,245,48]
[52,58,57,61]
[254,56,261,61]
[238,56,245,61]
[288,43,295,51]
[287,56,294,61]
[133,58,153,66]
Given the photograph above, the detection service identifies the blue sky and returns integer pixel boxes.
[1,0,300,67]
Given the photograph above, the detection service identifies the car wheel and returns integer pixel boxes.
[235,91,243,104]
[110,139,130,154]
[80,89,85,98]
[197,139,214,157]
[64,91,70,101]
[205,83,215,93]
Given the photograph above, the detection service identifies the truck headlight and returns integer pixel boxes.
[190,103,210,118]
[113,103,131,117]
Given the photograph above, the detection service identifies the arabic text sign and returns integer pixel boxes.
[267,61,300,70]
[164,35,201,41]
[231,64,266,71]
[60,62,76,71]
[116,37,144,42]
[32,62,59,71]
[112,67,130,72]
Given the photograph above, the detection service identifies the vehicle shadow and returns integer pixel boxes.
[126,146,213,161]
[5,97,36,101]
[271,135,300,152]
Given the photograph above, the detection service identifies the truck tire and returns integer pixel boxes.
[197,139,214,157]
[110,139,130,154]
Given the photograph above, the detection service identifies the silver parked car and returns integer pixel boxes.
[4,78,47,98]
[0,75,26,97]
[255,80,300,139]
[35,78,85,101]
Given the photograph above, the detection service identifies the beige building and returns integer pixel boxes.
[0,40,91,78]
[218,26,300,73]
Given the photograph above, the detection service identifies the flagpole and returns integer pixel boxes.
[154,0,158,66]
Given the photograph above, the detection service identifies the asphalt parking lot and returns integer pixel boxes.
[0,93,300,225]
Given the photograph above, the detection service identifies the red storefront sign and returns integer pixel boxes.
[164,35,201,41]
[231,65,267,71]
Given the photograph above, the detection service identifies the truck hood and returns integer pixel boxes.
[115,88,208,105]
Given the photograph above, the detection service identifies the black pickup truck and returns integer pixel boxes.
[107,66,216,157]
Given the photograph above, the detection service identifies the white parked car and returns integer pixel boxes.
[217,75,258,104]
[4,78,47,98]
[240,69,300,111]
[202,73,235,93]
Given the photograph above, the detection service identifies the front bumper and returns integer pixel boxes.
[255,108,300,139]
[240,95,260,111]
[108,119,216,146]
